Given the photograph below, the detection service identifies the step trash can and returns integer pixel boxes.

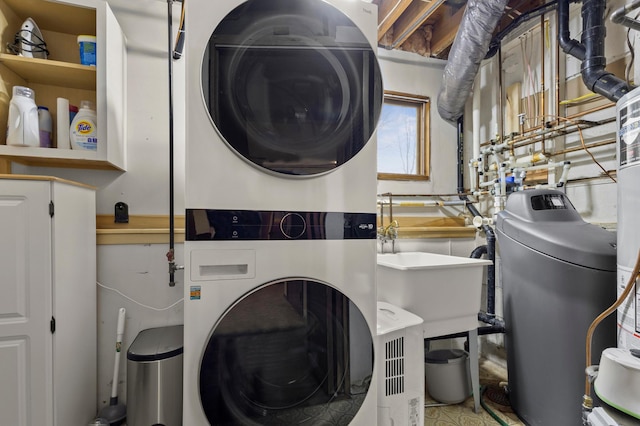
[496,189,616,426]
[424,349,471,404]
[127,324,184,426]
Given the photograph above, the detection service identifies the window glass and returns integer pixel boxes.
[377,92,430,180]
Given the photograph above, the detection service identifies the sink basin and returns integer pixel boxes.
[376,252,492,337]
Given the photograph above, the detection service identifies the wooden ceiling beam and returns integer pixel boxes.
[387,0,446,48]
[429,4,466,56]
[377,0,414,41]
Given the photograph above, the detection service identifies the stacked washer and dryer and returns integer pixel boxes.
[183,0,383,424]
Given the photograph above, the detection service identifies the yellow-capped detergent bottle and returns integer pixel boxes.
[70,100,97,150]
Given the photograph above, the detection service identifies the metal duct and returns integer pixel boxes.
[437,0,509,124]
[558,0,634,102]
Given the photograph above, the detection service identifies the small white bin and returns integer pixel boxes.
[376,302,424,426]
[425,349,471,404]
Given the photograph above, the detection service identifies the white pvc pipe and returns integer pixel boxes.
[469,162,478,192]
[473,77,481,161]
[479,179,499,188]
[557,162,572,185]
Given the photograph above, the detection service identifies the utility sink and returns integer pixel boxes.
[376,252,492,338]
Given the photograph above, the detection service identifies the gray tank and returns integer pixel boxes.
[496,189,616,426]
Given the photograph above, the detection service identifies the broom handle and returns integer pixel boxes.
[111,308,126,400]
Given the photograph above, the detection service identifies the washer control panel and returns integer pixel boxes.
[185,209,376,240]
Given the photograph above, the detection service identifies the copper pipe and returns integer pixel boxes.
[566,170,618,184]
[378,192,474,198]
[555,21,562,126]
[480,102,616,147]
[504,116,615,151]
[540,15,547,155]
[498,47,508,156]
[566,102,615,119]
[550,138,616,155]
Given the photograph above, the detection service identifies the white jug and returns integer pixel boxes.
[6,86,39,147]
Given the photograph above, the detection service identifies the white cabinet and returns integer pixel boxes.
[0,0,126,171]
[0,175,96,426]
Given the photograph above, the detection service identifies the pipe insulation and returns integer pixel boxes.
[611,0,640,32]
[437,0,509,124]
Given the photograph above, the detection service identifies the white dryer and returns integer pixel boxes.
[183,209,378,425]
[185,0,383,212]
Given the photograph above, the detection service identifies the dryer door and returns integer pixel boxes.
[199,279,374,425]
[201,0,383,176]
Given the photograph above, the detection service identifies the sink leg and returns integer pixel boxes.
[468,328,480,414]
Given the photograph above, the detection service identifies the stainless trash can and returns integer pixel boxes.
[127,325,183,426]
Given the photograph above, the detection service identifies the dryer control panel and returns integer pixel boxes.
[185,209,376,240]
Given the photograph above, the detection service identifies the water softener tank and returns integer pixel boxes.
[496,189,616,426]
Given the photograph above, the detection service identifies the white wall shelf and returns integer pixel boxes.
[0,0,127,171]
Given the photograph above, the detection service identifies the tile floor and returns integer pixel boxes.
[424,359,524,425]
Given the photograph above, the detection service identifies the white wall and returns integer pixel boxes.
[469,3,628,364]
[13,1,466,409]
[377,49,458,195]
[473,3,625,225]
[13,0,186,407]
[11,0,629,409]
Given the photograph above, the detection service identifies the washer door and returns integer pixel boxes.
[201,0,383,176]
[199,279,374,425]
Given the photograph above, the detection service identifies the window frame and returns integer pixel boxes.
[376,91,430,181]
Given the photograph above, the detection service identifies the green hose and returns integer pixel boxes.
[480,386,509,426]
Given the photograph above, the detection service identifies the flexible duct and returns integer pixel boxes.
[558,0,634,102]
[437,0,509,124]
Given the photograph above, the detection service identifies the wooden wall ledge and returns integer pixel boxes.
[397,226,477,239]
[378,216,477,239]
[96,214,185,245]
[95,214,477,244]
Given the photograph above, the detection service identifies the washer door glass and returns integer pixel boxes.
[199,279,374,425]
[202,0,383,176]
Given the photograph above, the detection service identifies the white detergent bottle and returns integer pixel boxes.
[70,100,97,150]
[6,86,39,147]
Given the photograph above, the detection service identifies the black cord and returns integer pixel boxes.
[7,29,49,56]
[168,0,176,286]
[626,11,639,86]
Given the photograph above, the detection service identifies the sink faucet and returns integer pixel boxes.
[378,220,399,253]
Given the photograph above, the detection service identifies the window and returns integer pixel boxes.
[377,91,430,180]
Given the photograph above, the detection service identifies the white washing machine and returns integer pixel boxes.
[183,209,378,425]
[185,0,383,212]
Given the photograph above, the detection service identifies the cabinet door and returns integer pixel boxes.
[0,180,53,426]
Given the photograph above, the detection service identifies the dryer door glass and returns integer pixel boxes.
[199,279,374,425]
[202,0,383,176]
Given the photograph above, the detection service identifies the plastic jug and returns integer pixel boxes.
[70,100,97,151]
[6,86,39,147]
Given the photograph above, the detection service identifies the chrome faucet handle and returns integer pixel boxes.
[387,225,398,240]
[377,226,388,241]
[385,220,399,239]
